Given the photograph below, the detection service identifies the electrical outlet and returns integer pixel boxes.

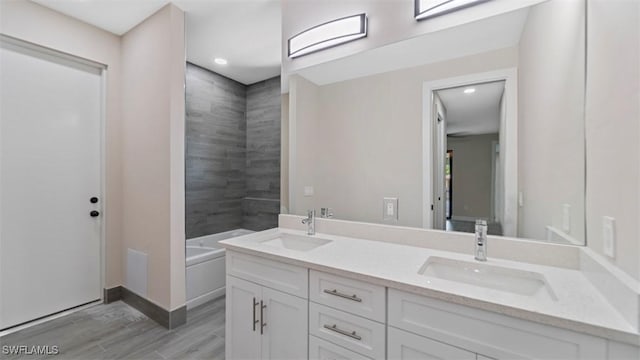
[383,197,398,221]
[602,216,616,258]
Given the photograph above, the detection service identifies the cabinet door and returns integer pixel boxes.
[226,276,262,360]
[388,326,475,360]
[261,287,308,360]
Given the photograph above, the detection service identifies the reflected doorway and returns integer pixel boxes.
[433,81,505,236]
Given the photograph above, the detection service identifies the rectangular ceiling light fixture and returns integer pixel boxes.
[288,13,367,58]
[415,0,490,21]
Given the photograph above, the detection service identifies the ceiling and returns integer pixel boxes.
[295,6,529,88]
[436,81,505,136]
[31,0,281,85]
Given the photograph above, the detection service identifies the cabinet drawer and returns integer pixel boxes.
[388,289,606,360]
[309,302,385,359]
[309,335,372,360]
[388,326,475,360]
[310,270,385,322]
[226,251,308,298]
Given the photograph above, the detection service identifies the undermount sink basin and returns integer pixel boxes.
[260,233,332,252]
[419,256,557,301]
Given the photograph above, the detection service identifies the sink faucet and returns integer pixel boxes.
[302,210,315,235]
[320,207,333,218]
[475,219,488,262]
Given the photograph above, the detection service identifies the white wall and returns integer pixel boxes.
[448,134,499,220]
[289,47,518,227]
[120,4,186,310]
[0,0,123,289]
[517,0,586,242]
[585,0,640,281]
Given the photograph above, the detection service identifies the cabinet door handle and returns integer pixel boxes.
[323,289,362,302]
[323,324,362,341]
[260,301,267,335]
[252,297,260,331]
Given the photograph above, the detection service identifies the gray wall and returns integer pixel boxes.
[186,63,247,238]
[244,77,281,231]
[185,63,280,238]
[447,133,498,220]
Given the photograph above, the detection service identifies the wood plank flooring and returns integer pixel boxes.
[0,297,225,359]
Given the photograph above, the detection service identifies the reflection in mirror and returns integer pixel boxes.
[433,81,505,236]
[286,0,586,245]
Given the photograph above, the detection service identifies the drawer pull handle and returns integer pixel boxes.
[323,289,362,302]
[323,324,362,341]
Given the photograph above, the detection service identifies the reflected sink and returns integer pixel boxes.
[419,256,557,301]
[259,233,332,252]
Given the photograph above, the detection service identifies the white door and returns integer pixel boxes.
[261,287,308,360]
[226,276,262,360]
[0,38,102,329]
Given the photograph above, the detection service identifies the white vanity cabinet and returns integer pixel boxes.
[309,270,386,359]
[225,251,308,360]
[388,289,608,360]
[388,326,476,359]
[224,249,639,360]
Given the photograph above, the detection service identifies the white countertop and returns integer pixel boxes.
[219,228,640,346]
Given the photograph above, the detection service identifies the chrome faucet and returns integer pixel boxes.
[475,219,488,262]
[302,210,315,235]
[320,207,334,218]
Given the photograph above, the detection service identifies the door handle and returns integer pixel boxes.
[260,300,267,335]
[90,210,100,217]
[252,297,259,331]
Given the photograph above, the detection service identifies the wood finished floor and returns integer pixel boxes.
[0,297,225,360]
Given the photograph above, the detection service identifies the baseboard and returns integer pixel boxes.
[120,287,186,329]
[103,286,123,304]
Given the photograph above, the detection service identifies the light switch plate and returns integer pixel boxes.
[304,186,314,197]
[383,197,398,221]
[518,192,524,207]
[602,216,616,258]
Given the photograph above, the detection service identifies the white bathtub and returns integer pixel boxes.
[186,229,254,309]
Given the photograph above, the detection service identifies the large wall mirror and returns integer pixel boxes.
[286,0,586,245]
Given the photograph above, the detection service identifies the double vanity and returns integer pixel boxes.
[221,215,640,360]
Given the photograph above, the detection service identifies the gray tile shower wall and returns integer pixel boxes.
[244,76,281,231]
[185,63,280,238]
[186,63,247,238]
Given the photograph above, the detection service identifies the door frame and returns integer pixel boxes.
[0,34,107,305]
[422,68,518,236]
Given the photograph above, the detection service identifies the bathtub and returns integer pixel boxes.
[186,229,254,309]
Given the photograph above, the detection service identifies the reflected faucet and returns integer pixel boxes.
[320,207,334,218]
[475,219,488,262]
[302,210,315,235]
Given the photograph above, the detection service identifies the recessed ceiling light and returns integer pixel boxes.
[464,88,476,94]
[214,58,228,65]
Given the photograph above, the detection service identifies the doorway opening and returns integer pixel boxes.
[427,74,514,236]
